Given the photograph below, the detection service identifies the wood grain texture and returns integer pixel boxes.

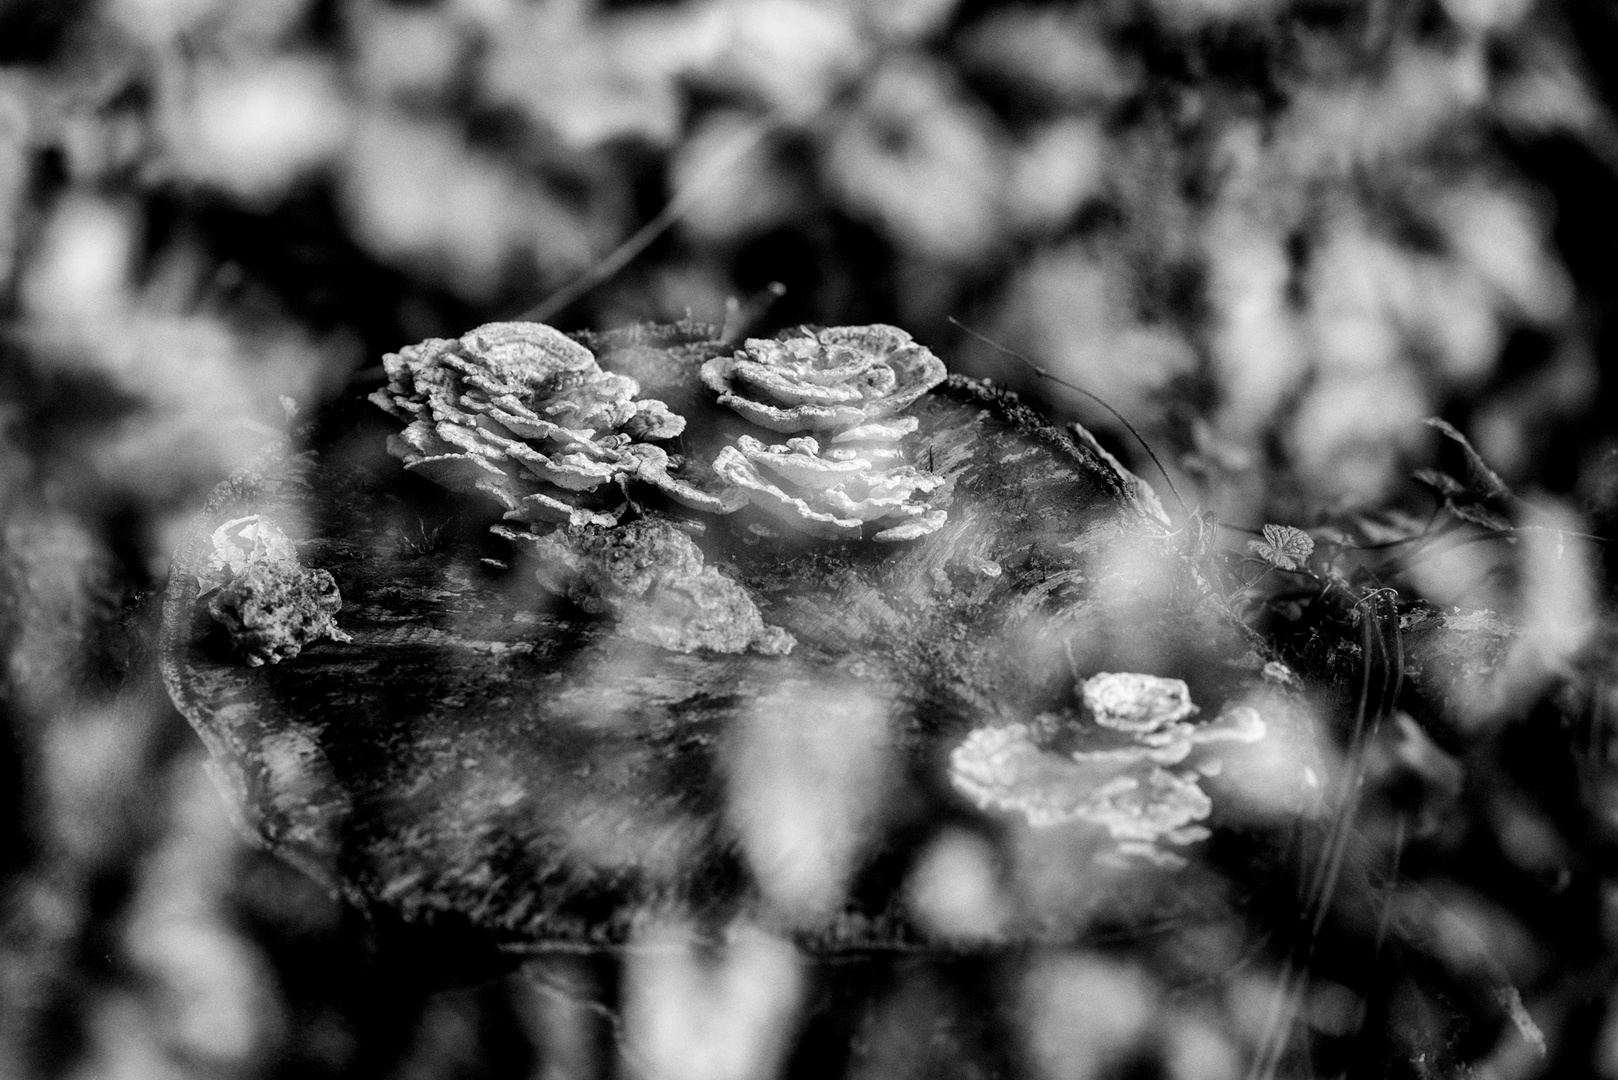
[161,326,1259,955]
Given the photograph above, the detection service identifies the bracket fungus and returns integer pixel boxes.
[494,517,794,655]
[1082,672,1198,735]
[712,433,947,541]
[949,673,1266,865]
[198,515,351,667]
[371,321,721,529]
[700,324,947,433]
[703,325,951,541]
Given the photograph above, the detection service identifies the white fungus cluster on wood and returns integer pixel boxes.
[713,431,947,541]
[949,672,1265,865]
[701,325,946,432]
[371,322,727,528]
[369,320,957,653]
[198,515,351,667]
[1082,671,1198,734]
[702,325,950,541]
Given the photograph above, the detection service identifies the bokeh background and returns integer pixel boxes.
[5,0,1618,1076]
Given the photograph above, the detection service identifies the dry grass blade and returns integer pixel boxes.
[517,119,774,324]
[1250,599,1394,1080]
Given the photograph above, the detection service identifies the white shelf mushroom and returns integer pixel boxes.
[701,325,952,541]
[372,321,710,528]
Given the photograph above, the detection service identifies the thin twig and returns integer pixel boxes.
[947,316,1190,518]
[516,120,774,324]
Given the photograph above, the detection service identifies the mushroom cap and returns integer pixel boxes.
[712,434,947,541]
[713,442,865,537]
[452,321,598,398]
[948,720,1219,863]
[1081,672,1198,734]
[701,324,947,433]
[372,321,693,531]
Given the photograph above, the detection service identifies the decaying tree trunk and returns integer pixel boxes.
[160,322,1271,957]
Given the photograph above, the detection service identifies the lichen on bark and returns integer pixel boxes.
[199,515,351,666]
[495,517,794,655]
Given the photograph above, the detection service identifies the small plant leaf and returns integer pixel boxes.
[1423,418,1512,502]
[1247,524,1315,570]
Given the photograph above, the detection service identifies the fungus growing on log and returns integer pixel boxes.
[370,321,719,528]
[948,722,1215,864]
[700,324,947,434]
[949,674,1266,864]
[198,515,350,666]
[1082,672,1198,735]
[703,325,951,540]
[712,433,947,541]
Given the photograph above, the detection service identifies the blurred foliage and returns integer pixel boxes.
[5,0,1618,1076]
[3,0,1618,527]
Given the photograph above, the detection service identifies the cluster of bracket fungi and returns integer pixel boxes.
[367,319,949,652]
[950,673,1266,864]
[372,320,949,540]
[370,322,731,527]
[704,325,949,541]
